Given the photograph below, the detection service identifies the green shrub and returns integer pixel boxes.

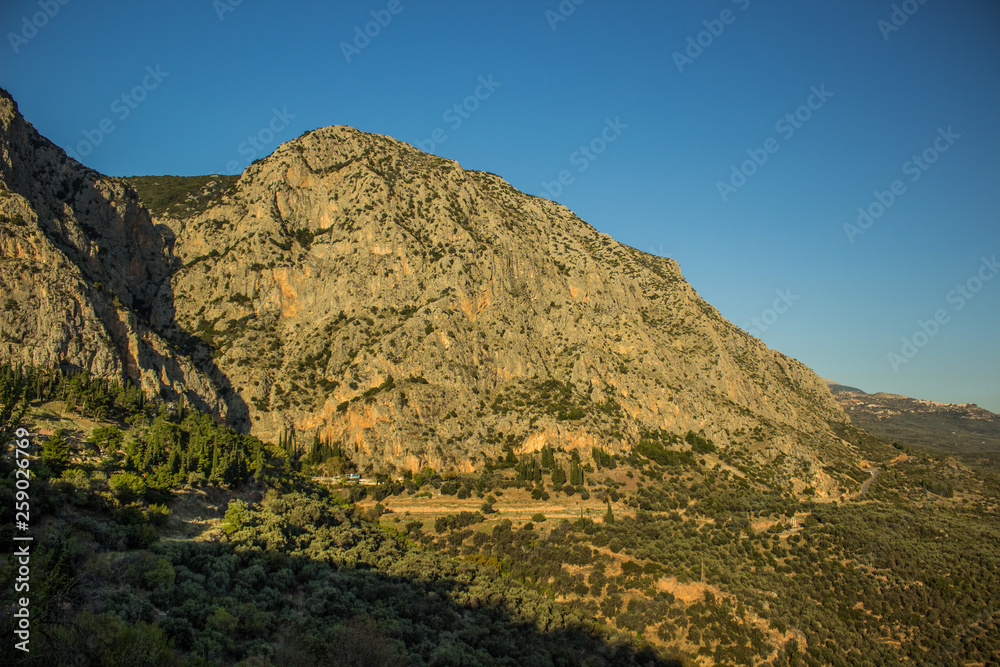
[110,472,147,503]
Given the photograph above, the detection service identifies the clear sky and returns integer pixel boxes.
[2,0,998,412]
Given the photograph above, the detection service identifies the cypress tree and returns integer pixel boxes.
[541,446,555,468]
[254,447,264,481]
[210,445,220,480]
[551,465,566,486]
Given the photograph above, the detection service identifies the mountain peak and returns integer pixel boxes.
[2,89,860,495]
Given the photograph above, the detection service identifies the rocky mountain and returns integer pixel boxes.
[0,89,231,418]
[826,381,1000,456]
[0,87,862,490]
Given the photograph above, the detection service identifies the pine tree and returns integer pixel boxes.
[309,434,325,465]
[604,500,615,525]
[40,431,70,472]
[168,447,180,474]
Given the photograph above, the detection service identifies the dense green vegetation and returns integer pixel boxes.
[0,365,675,665]
[370,425,1000,665]
[3,364,998,665]
[126,175,239,218]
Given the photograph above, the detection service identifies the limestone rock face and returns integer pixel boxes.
[161,125,849,477]
[0,88,228,417]
[1,87,852,489]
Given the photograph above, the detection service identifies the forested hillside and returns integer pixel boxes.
[3,364,999,665]
[355,422,1000,666]
[0,365,676,666]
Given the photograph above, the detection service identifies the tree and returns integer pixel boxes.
[41,430,71,473]
[541,446,555,468]
[45,612,174,666]
[109,472,147,504]
[0,364,27,445]
[605,500,615,525]
[551,465,566,486]
[87,426,123,455]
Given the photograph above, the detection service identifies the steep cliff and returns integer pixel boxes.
[0,88,230,418]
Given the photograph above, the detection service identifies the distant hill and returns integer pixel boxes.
[825,380,1000,456]
[820,378,865,394]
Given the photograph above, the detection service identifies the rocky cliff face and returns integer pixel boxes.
[158,125,850,478]
[1,87,854,488]
[0,89,229,417]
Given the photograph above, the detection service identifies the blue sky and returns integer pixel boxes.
[2,0,998,412]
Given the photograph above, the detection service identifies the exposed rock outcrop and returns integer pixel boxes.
[0,88,229,418]
[1,87,852,491]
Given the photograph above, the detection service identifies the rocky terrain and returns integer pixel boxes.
[0,89,230,418]
[5,86,1000,667]
[1,86,859,491]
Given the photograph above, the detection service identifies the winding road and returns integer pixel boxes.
[858,468,880,498]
